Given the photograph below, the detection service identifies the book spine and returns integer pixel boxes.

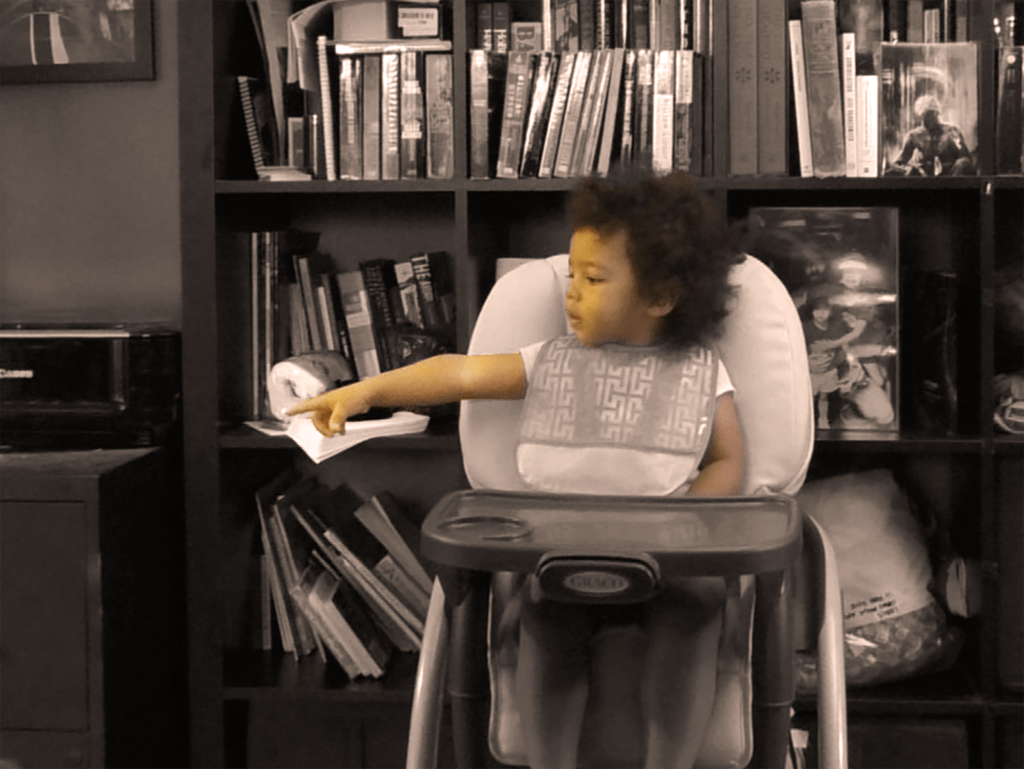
[338,56,363,180]
[477,2,494,48]
[578,48,615,174]
[520,52,559,177]
[238,76,267,172]
[673,49,693,172]
[469,50,492,178]
[538,52,577,177]
[316,36,337,181]
[618,49,637,164]
[855,73,878,177]
[658,0,679,49]
[789,19,814,177]
[651,49,676,174]
[360,260,398,371]
[335,271,382,379]
[400,52,426,179]
[578,0,597,50]
[633,48,655,169]
[841,32,858,177]
[801,0,846,177]
[728,0,758,176]
[381,53,401,180]
[362,54,382,180]
[493,1,512,52]
[757,0,788,176]
[996,46,1024,174]
[425,53,455,179]
[630,0,650,48]
[595,48,626,176]
[568,48,607,175]
[496,51,537,178]
[554,50,594,177]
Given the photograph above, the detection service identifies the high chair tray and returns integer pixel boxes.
[422,491,801,577]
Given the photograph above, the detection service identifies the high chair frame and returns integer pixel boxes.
[405,254,848,769]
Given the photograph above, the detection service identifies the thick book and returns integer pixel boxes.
[749,206,900,435]
[538,52,578,178]
[496,51,538,178]
[996,46,1023,175]
[520,52,560,177]
[337,56,363,180]
[651,49,675,174]
[468,50,508,179]
[554,50,594,177]
[400,51,426,179]
[788,19,814,177]
[801,0,846,177]
[757,0,787,176]
[360,259,400,370]
[879,42,978,178]
[727,0,757,176]
[335,270,383,379]
[362,54,382,180]
[424,53,455,179]
[381,52,402,180]
[410,251,455,332]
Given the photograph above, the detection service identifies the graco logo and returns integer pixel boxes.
[0,369,34,379]
[563,571,630,596]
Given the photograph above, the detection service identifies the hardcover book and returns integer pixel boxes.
[801,0,846,177]
[424,53,455,179]
[538,52,578,178]
[381,52,402,179]
[553,50,594,177]
[400,51,426,179]
[337,56,363,180]
[788,19,814,177]
[728,0,758,176]
[520,52,560,177]
[496,51,537,178]
[757,0,787,176]
[749,206,900,434]
[880,42,978,177]
[468,50,508,179]
[362,54,382,180]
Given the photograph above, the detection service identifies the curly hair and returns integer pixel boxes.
[570,168,745,349]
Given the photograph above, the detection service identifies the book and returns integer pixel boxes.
[748,206,900,434]
[538,52,578,178]
[512,21,545,51]
[571,49,614,177]
[672,49,698,173]
[554,50,594,177]
[354,492,433,611]
[996,47,1023,174]
[400,51,426,179]
[800,0,846,177]
[839,0,883,75]
[360,259,400,370]
[554,0,580,52]
[410,251,455,332]
[632,49,655,170]
[335,269,383,379]
[294,252,335,351]
[492,1,513,52]
[316,36,337,181]
[362,54,382,180]
[254,471,301,656]
[855,73,879,176]
[520,52,560,177]
[477,2,495,48]
[294,562,361,677]
[596,47,626,177]
[237,76,275,175]
[840,32,858,177]
[286,410,431,463]
[577,0,597,50]
[424,53,455,179]
[651,49,675,174]
[617,49,638,165]
[757,0,787,176]
[337,56,363,180]
[630,0,650,48]
[496,51,538,178]
[468,50,508,179]
[879,42,978,178]
[728,0,757,176]
[788,19,814,177]
[381,52,402,179]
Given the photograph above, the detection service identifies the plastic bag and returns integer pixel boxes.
[795,469,963,688]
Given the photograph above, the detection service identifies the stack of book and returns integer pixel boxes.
[255,472,435,679]
[248,236,454,420]
[472,47,705,179]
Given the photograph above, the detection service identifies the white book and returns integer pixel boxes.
[788,20,814,178]
[651,49,676,175]
[841,32,858,177]
[856,74,879,177]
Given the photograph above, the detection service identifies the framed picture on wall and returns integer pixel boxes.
[0,0,154,84]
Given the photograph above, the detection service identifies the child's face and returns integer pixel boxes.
[565,228,668,347]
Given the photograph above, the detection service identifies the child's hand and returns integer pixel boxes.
[286,385,368,437]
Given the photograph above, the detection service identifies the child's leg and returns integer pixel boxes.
[516,576,597,769]
[641,576,726,769]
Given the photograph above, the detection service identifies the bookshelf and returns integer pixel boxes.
[178,0,1023,766]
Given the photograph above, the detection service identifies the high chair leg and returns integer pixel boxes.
[449,570,492,769]
[751,569,795,769]
[408,578,451,769]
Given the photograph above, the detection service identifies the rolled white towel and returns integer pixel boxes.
[267,351,354,421]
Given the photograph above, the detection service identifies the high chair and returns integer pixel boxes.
[406,253,848,769]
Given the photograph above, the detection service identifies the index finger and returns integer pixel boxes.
[286,392,331,417]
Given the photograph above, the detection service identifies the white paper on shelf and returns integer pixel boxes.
[286,411,430,463]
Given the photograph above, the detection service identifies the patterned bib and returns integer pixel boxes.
[516,336,719,495]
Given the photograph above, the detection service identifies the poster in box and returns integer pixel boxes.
[748,207,899,435]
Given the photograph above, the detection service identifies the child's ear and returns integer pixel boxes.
[647,280,681,318]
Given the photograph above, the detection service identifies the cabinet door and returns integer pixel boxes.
[0,502,90,732]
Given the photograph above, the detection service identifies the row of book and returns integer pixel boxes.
[255,471,434,678]
[472,47,705,180]
[249,230,454,421]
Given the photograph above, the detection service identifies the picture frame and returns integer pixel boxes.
[748,206,901,436]
[0,0,154,85]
